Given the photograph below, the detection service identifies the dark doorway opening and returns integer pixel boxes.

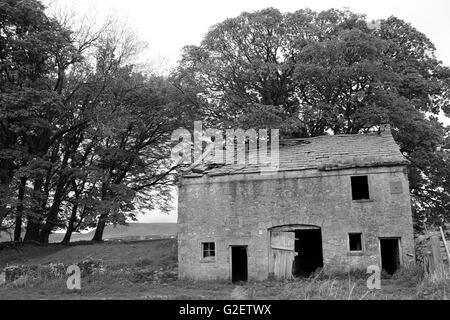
[231,246,248,283]
[380,238,400,275]
[293,229,324,278]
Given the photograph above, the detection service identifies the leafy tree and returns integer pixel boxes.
[174,8,450,229]
[1,0,183,243]
[87,67,180,242]
[0,0,79,240]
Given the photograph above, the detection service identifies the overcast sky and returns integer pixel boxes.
[48,0,450,70]
[45,0,450,223]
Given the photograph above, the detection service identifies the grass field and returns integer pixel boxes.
[0,239,177,269]
[0,239,448,300]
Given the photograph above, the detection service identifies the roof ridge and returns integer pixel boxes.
[182,131,407,178]
[280,132,383,142]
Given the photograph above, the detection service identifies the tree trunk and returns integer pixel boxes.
[0,159,14,231]
[40,148,72,244]
[62,226,74,244]
[14,177,27,242]
[39,196,63,244]
[62,203,78,244]
[24,220,41,242]
[0,206,7,232]
[92,214,107,242]
[24,178,44,242]
[39,227,50,244]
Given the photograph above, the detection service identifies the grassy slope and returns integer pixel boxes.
[0,239,188,300]
[0,240,447,300]
[0,239,177,269]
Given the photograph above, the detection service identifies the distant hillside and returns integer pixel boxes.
[0,223,177,243]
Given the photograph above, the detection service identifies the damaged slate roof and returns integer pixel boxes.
[181,129,409,178]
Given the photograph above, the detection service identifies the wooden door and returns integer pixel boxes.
[270,231,296,279]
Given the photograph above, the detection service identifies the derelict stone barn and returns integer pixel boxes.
[177,125,416,281]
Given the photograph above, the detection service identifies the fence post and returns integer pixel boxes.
[440,227,450,267]
[423,251,433,274]
[431,236,444,275]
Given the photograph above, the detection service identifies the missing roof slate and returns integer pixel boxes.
[181,132,409,177]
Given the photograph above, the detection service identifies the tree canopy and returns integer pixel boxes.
[174,8,450,229]
[0,0,182,243]
[0,3,449,243]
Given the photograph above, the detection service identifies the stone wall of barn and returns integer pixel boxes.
[177,166,415,280]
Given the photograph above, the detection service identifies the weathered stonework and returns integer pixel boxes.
[177,132,416,281]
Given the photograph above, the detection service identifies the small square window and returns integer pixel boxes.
[351,176,370,200]
[349,233,363,252]
[202,242,215,258]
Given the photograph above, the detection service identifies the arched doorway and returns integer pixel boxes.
[269,225,323,279]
